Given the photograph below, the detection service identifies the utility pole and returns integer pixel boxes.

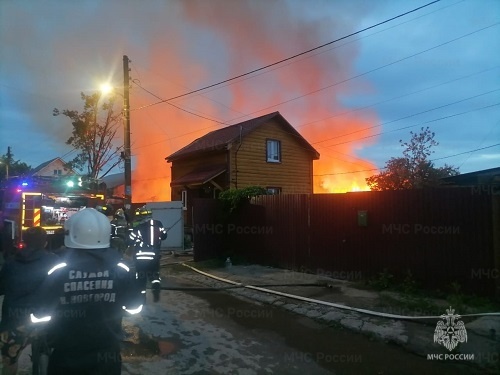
[6,146,11,179]
[123,55,132,214]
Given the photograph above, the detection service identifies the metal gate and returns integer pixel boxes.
[146,201,184,251]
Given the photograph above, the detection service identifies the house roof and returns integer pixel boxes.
[101,172,125,188]
[31,157,64,174]
[170,164,226,187]
[441,166,500,185]
[165,112,319,162]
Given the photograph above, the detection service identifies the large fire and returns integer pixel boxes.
[122,1,379,202]
[304,116,378,194]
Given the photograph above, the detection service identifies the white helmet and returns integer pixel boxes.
[64,208,111,249]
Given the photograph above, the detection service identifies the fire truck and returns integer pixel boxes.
[0,175,107,255]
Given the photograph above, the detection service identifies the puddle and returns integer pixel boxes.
[122,328,159,359]
[122,324,183,360]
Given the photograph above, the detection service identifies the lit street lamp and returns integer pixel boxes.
[100,56,132,217]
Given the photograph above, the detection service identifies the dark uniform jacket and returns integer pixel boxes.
[37,248,143,352]
[129,219,167,253]
[0,248,59,331]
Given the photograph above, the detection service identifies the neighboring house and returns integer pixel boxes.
[30,157,75,178]
[165,111,320,225]
[441,166,500,191]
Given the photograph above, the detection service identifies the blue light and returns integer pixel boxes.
[21,181,28,187]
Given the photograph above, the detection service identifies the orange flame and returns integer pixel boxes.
[125,1,379,201]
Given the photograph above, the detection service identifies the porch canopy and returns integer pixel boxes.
[170,165,226,187]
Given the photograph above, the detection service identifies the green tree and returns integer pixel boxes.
[53,92,123,179]
[0,151,31,183]
[218,186,267,213]
[366,127,459,191]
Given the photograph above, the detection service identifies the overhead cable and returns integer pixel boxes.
[132,0,443,111]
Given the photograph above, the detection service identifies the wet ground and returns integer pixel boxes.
[119,267,477,375]
[5,256,491,374]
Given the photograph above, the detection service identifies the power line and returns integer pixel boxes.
[458,120,500,168]
[125,11,499,153]
[166,0,466,103]
[297,66,499,131]
[227,22,500,124]
[324,102,500,149]
[132,0,442,111]
[123,66,500,154]
[132,80,230,125]
[313,143,500,177]
[319,91,500,147]
[431,143,500,161]
[129,21,499,147]
[130,60,249,119]
[314,168,379,177]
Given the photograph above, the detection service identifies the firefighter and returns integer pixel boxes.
[0,227,58,375]
[32,208,143,375]
[128,207,167,303]
[110,208,128,254]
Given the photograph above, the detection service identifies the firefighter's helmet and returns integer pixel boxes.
[96,204,114,216]
[64,208,111,249]
[135,206,152,222]
[114,208,126,220]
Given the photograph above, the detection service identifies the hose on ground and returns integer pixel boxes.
[178,263,500,321]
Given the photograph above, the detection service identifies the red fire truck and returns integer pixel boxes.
[0,175,107,255]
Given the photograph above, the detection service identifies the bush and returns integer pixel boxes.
[218,186,267,213]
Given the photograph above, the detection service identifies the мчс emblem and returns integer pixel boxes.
[434,306,467,351]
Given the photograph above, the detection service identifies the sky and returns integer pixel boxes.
[1,0,499,202]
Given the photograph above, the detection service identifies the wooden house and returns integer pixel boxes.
[165,112,319,225]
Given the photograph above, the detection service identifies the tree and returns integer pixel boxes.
[218,186,267,213]
[0,149,31,183]
[53,92,123,179]
[366,127,459,191]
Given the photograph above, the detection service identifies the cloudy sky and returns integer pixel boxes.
[1,0,499,201]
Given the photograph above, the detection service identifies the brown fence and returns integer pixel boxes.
[192,188,499,296]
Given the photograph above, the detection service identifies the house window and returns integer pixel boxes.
[266,139,281,163]
[181,190,187,210]
[266,187,281,195]
[53,169,62,175]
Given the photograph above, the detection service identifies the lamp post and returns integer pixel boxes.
[123,55,132,214]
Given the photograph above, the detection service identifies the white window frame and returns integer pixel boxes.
[266,139,281,163]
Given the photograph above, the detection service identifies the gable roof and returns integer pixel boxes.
[165,111,319,162]
[31,157,61,174]
[30,157,75,175]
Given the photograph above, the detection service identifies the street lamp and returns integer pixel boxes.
[99,55,132,218]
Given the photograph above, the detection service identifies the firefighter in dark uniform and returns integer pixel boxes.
[0,227,58,375]
[32,208,143,375]
[110,208,129,254]
[128,207,167,303]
